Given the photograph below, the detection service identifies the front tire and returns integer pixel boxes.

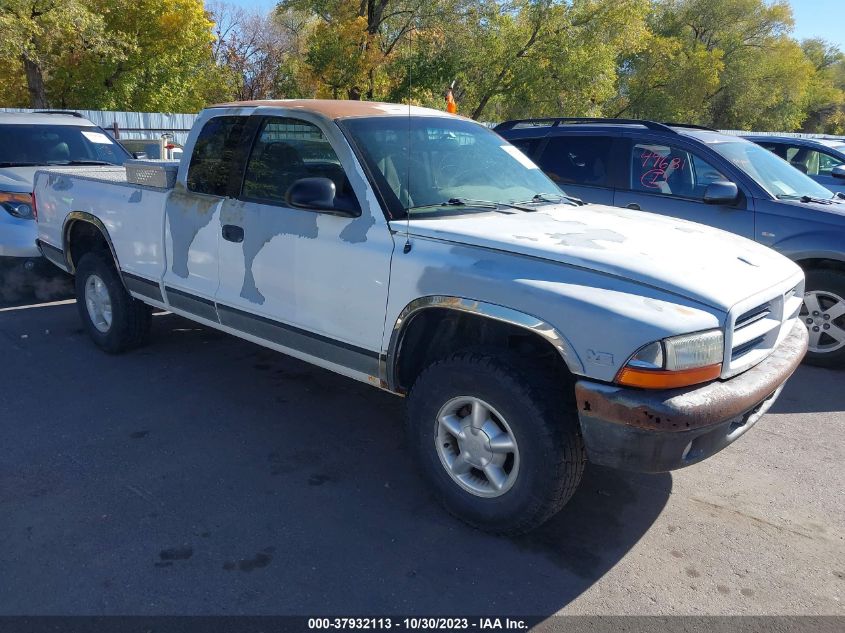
[802,269,845,368]
[75,251,151,354]
[407,351,585,535]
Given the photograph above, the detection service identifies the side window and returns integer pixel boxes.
[630,143,725,199]
[241,117,359,212]
[788,147,844,176]
[508,137,542,159]
[690,154,728,188]
[537,136,612,187]
[187,116,247,196]
[758,142,787,159]
[818,151,844,176]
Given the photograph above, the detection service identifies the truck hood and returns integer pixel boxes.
[398,203,801,312]
[0,167,37,194]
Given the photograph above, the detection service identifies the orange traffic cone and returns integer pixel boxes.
[446,88,457,114]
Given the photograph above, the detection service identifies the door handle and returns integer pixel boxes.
[222,224,244,243]
[625,203,641,211]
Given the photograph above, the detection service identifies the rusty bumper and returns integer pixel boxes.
[574,321,809,473]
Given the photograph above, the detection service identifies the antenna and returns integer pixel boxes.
[403,24,412,254]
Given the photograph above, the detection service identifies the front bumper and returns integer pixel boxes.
[0,218,40,258]
[575,321,808,473]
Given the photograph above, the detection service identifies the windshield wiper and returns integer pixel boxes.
[516,193,584,206]
[0,161,41,167]
[407,198,533,213]
[47,160,115,166]
[776,193,837,205]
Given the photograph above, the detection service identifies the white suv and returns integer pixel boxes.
[0,111,130,271]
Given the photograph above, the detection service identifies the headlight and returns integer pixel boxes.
[616,329,724,389]
[1,192,34,219]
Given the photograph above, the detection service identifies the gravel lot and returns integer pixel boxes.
[1,287,843,617]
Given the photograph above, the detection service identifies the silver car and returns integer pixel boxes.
[0,111,130,269]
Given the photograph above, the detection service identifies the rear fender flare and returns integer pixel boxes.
[62,212,122,277]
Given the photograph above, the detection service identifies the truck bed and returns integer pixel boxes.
[34,165,173,284]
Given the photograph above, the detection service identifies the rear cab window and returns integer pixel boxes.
[187,116,248,196]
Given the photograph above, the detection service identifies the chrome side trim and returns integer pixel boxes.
[385,295,584,391]
[124,272,164,303]
[62,211,122,276]
[36,239,70,272]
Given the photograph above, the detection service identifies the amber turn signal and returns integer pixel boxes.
[615,363,722,389]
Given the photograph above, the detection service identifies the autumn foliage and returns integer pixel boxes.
[0,0,843,133]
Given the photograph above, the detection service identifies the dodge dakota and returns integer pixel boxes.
[34,100,808,534]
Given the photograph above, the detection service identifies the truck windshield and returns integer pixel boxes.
[710,140,834,200]
[0,124,130,167]
[341,116,565,218]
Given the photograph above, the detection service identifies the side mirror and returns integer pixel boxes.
[703,180,739,205]
[832,165,845,180]
[285,177,356,216]
[132,151,148,159]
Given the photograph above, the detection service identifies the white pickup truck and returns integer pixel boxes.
[34,100,808,534]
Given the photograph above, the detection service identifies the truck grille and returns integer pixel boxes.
[723,280,804,378]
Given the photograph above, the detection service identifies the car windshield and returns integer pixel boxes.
[711,140,834,200]
[0,124,130,166]
[341,116,565,218]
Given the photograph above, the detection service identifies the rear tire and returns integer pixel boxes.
[407,350,585,535]
[75,251,151,354]
[802,269,845,368]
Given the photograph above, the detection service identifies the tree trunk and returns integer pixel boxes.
[22,56,47,108]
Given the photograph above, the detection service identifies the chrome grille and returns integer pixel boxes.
[723,279,804,377]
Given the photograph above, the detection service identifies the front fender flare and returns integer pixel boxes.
[384,295,584,391]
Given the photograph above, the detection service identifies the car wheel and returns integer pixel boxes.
[75,251,151,354]
[407,350,585,535]
[801,269,845,368]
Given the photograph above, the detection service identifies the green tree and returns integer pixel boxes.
[801,38,845,134]
[283,0,650,120]
[0,0,119,108]
[0,0,229,111]
[615,0,828,131]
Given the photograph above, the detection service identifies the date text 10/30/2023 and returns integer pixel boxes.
[307,617,530,630]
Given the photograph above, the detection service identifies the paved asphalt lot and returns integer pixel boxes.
[1,282,843,617]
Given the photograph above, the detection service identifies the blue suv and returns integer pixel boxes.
[496,118,845,367]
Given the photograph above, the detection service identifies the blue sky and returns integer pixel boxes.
[218,0,845,50]
[788,0,844,48]
[222,0,277,11]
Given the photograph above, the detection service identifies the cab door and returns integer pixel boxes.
[214,114,393,379]
[162,114,249,323]
[613,137,755,239]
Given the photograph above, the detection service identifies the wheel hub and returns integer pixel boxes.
[434,396,519,498]
[802,290,845,354]
[455,426,494,468]
[84,274,113,334]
